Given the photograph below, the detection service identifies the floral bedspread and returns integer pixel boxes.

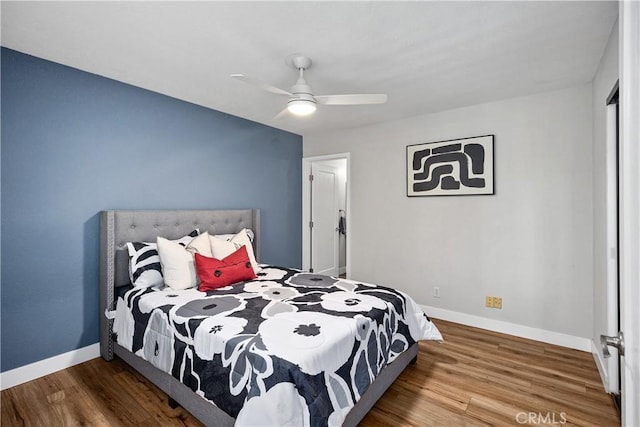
[113,266,442,426]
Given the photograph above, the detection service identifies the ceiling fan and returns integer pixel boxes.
[231,54,387,118]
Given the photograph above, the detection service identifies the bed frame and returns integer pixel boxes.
[99,209,417,426]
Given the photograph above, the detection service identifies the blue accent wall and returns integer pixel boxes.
[0,48,302,372]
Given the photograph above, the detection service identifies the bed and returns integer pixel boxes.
[99,209,442,426]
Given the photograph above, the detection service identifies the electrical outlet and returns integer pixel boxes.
[493,297,503,309]
[433,287,440,298]
[485,296,493,308]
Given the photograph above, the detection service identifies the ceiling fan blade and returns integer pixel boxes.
[231,74,292,96]
[315,94,387,105]
[273,107,290,120]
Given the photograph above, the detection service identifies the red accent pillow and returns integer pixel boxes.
[195,245,257,291]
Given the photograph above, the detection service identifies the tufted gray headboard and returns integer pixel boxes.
[99,209,260,360]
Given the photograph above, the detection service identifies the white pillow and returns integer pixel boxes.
[157,232,213,290]
[187,232,213,258]
[126,230,198,288]
[209,229,260,274]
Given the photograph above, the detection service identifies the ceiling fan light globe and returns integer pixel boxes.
[287,99,317,116]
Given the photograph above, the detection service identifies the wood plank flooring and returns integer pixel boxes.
[1,319,620,426]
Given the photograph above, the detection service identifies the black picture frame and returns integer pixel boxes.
[406,135,494,197]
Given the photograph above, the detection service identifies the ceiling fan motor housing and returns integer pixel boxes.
[290,84,315,102]
[290,62,315,102]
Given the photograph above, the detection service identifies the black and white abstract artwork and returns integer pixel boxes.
[406,135,494,196]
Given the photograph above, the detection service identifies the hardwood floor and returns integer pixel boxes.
[1,319,620,426]
[362,320,619,426]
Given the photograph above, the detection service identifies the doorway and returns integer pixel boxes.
[602,83,621,408]
[302,154,350,278]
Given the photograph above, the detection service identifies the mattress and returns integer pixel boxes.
[113,265,442,426]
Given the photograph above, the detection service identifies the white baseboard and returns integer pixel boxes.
[0,343,100,390]
[421,305,591,352]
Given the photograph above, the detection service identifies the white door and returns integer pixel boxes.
[618,2,640,425]
[310,162,340,277]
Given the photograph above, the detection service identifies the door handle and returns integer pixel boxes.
[600,331,625,358]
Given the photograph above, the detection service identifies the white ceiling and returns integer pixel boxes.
[1,1,617,136]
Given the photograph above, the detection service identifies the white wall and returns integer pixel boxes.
[304,84,594,340]
[591,20,619,388]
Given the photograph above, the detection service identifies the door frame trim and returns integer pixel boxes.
[302,153,351,277]
[619,1,640,423]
